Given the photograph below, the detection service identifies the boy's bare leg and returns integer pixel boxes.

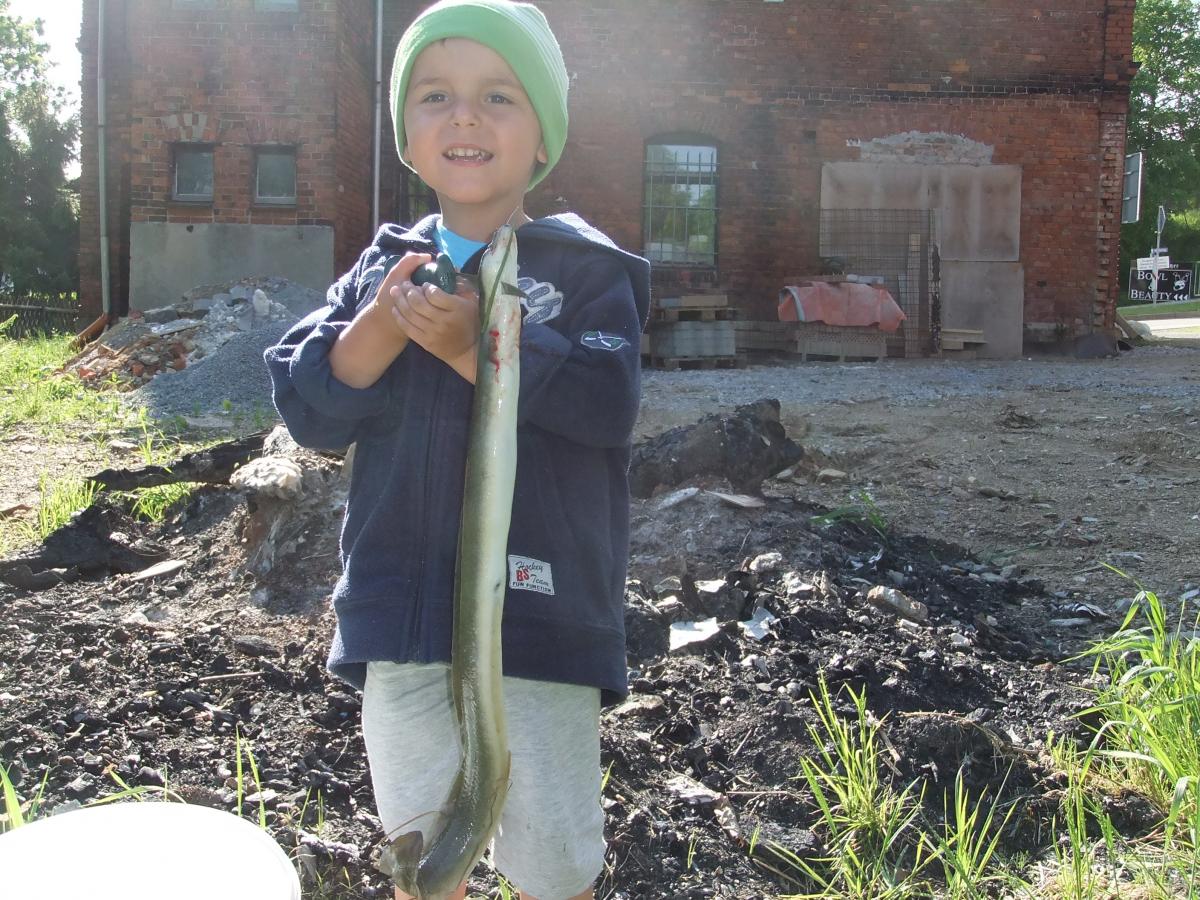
[394,884,467,900]
[519,890,594,900]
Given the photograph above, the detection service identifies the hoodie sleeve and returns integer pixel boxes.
[517,253,642,448]
[263,248,393,450]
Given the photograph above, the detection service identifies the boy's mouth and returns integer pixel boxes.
[444,146,494,163]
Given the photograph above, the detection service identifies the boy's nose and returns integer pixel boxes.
[450,99,480,126]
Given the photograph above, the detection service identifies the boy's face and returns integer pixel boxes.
[403,38,548,218]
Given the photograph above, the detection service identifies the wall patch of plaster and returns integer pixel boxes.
[848,131,994,166]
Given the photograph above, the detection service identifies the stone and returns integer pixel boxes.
[749,551,783,574]
[817,468,848,483]
[866,585,930,623]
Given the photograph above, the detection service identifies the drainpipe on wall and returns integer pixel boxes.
[97,0,111,319]
[372,0,383,234]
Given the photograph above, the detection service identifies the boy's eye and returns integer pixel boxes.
[421,91,448,103]
[486,93,513,105]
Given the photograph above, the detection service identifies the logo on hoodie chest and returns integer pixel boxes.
[361,257,562,326]
[516,277,563,325]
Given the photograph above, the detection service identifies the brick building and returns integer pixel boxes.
[80,0,1137,356]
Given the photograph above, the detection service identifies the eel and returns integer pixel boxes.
[379,225,523,899]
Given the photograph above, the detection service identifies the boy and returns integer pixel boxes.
[264,2,650,898]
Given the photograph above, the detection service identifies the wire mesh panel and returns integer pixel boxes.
[818,209,938,358]
[0,294,85,338]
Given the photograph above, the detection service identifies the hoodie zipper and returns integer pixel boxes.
[409,364,444,660]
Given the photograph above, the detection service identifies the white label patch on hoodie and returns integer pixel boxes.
[508,555,556,595]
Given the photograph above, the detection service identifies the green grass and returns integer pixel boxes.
[0,334,212,551]
[0,323,129,435]
[1119,298,1200,318]
[811,490,889,541]
[751,588,1200,899]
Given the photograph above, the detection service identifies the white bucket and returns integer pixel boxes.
[0,802,301,900]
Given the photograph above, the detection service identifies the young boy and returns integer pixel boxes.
[264,2,650,898]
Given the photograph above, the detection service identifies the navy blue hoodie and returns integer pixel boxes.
[264,214,651,706]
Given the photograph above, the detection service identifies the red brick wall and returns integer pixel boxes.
[516,0,1137,337]
[82,0,1137,341]
[79,0,372,315]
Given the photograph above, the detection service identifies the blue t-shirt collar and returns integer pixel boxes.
[435,218,488,270]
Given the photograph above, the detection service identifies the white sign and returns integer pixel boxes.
[1137,257,1171,270]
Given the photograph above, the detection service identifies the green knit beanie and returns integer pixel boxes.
[391,0,569,190]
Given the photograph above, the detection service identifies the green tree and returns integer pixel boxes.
[1121,0,1200,286]
[0,0,79,297]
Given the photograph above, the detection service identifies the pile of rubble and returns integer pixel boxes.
[64,277,323,391]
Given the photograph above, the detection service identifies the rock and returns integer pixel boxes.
[949,633,972,650]
[866,585,930,623]
[749,552,783,574]
[782,571,813,597]
[233,635,280,658]
[609,696,668,719]
[817,468,848,483]
[231,457,304,500]
[693,578,744,620]
[656,487,700,510]
[142,306,179,325]
[252,289,272,318]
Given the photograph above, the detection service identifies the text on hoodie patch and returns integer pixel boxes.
[508,555,555,595]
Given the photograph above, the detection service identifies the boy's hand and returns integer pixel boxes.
[389,276,480,381]
[369,253,434,336]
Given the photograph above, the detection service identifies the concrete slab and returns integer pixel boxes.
[941,261,1025,358]
[129,223,335,311]
[821,162,1022,261]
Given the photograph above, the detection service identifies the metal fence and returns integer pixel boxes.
[819,209,939,358]
[0,293,85,338]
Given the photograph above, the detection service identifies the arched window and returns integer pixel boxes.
[643,140,718,267]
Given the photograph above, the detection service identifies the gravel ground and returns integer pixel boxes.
[128,320,293,421]
[640,345,1199,415]
[124,331,1199,434]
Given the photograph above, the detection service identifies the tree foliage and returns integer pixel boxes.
[1121,0,1200,279]
[0,0,79,297]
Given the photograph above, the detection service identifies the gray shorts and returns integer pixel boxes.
[362,661,605,899]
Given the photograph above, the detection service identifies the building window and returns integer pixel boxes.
[254,0,299,10]
[643,141,718,267]
[172,0,215,8]
[397,169,438,225]
[172,145,214,202]
[255,148,297,205]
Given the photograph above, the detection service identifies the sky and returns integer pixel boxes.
[7,1,83,175]
[8,0,83,113]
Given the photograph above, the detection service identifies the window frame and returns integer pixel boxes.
[171,143,215,204]
[253,146,299,207]
[253,0,300,11]
[642,137,720,269]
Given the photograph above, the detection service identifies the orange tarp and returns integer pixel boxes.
[778,282,907,333]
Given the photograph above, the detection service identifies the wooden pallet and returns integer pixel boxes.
[939,328,986,352]
[653,307,740,323]
[735,321,798,352]
[794,322,887,362]
[649,355,746,371]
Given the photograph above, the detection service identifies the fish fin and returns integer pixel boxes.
[377,829,424,881]
[500,282,528,300]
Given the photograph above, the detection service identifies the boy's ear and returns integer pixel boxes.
[401,143,411,164]
[536,143,548,165]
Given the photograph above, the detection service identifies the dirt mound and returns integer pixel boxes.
[0,422,1108,897]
